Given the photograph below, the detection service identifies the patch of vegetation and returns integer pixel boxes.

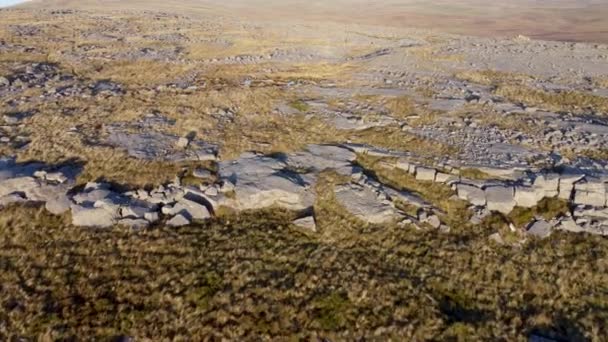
[288,99,310,112]
[356,154,469,223]
[593,76,608,89]
[459,168,493,180]
[312,292,352,330]
[509,198,571,228]
[386,95,416,119]
[0,204,606,340]
[496,85,608,114]
[456,69,534,86]
[349,126,459,159]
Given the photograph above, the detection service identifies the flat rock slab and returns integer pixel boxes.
[334,183,403,224]
[106,130,217,162]
[485,186,516,214]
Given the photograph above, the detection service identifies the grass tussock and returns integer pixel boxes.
[349,126,459,159]
[385,95,416,119]
[456,70,534,86]
[508,198,571,228]
[593,76,608,89]
[496,85,608,113]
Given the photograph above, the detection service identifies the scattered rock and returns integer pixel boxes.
[526,219,553,238]
[167,214,191,227]
[293,216,317,231]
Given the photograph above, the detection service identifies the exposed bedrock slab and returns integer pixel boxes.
[456,183,486,206]
[219,152,316,211]
[485,186,516,214]
[573,180,607,207]
[106,130,218,162]
[415,167,437,182]
[334,183,404,224]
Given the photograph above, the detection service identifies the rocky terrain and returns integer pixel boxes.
[1,2,608,341]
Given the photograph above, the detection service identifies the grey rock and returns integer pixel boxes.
[533,173,560,199]
[174,192,212,220]
[45,194,71,215]
[71,204,118,228]
[176,137,190,148]
[0,177,39,198]
[485,186,516,214]
[192,168,212,179]
[144,212,160,223]
[0,193,27,207]
[424,215,441,229]
[456,183,486,206]
[334,183,404,224]
[415,167,437,182]
[558,174,585,200]
[526,219,553,238]
[514,186,539,208]
[167,214,190,227]
[574,180,606,207]
[293,216,317,232]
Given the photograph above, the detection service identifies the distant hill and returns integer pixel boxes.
[20,0,608,43]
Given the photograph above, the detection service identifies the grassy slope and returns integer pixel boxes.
[1,205,607,340]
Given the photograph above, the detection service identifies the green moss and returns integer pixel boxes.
[288,99,310,112]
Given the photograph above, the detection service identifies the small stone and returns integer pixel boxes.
[204,186,218,196]
[71,205,117,228]
[489,232,504,245]
[415,167,436,182]
[526,220,553,238]
[192,168,212,178]
[292,216,316,232]
[33,170,47,179]
[219,180,235,193]
[144,212,160,223]
[425,215,441,229]
[45,195,71,215]
[176,137,190,148]
[167,214,190,227]
[45,172,68,183]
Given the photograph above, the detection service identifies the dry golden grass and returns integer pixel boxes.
[496,85,608,114]
[456,69,534,86]
[350,125,459,159]
[385,95,416,119]
[593,76,608,89]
